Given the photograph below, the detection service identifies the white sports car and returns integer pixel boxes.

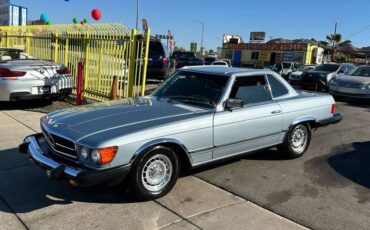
[0,48,72,101]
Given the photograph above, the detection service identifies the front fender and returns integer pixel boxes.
[130,138,192,164]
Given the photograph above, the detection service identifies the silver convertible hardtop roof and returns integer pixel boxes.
[181,66,272,76]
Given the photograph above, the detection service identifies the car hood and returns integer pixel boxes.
[44,97,212,142]
[335,75,370,85]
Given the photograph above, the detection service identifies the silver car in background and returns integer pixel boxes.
[0,48,72,101]
[330,65,370,99]
[20,66,342,200]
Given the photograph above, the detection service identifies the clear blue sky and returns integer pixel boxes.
[11,0,370,50]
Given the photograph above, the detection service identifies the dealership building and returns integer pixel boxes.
[222,35,325,67]
[0,0,27,26]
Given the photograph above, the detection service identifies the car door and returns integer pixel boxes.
[213,74,283,160]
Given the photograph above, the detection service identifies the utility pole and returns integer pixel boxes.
[194,19,205,57]
[136,0,139,30]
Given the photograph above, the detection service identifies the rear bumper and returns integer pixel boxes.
[19,134,131,187]
[316,113,343,127]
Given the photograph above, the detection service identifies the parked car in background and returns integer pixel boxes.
[298,63,355,90]
[288,64,317,85]
[204,57,217,65]
[273,62,301,80]
[147,38,172,80]
[0,48,72,101]
[329,65,370,99]
[20,66,342,200]
[222,59,232,67]
[171,51,204,69]
[211,60,229,66]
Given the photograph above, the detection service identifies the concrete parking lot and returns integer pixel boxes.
[0,98,369,230]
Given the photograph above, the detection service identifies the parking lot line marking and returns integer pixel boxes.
[1,111,38,133]
[154,200,203,230]
[0,195,29,230]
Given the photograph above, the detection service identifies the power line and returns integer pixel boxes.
[345,25,370,39]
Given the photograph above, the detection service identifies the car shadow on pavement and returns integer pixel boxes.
[0,147,137,214]
[0,99,53,110]
[327,141,370,189]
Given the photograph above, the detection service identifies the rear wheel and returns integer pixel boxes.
[129,146,180,201]
[279,124,311,158]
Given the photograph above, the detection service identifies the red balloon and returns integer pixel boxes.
[91,9,101,21]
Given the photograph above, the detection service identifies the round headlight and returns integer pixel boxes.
[79,147,89,161]
[91,150,101,164]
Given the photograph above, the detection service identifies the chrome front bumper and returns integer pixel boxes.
[22,134,80,178]
[20,134,131,186]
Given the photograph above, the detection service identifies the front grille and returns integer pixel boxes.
[336,81,364,88]
[41,125,77,160]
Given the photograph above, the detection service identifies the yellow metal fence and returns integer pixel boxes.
[0,23,150,101]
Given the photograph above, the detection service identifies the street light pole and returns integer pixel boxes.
[136,0,139,30]
[194,19,205,56]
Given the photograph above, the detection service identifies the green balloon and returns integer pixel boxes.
[73,17,78,24]
[46,20,51,25]
[83,18,88,23]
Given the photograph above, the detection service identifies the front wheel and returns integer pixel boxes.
[129,146,180,201]
[279,124,311,158]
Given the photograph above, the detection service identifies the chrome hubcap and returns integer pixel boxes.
[291,126,308,154]
[142,154,172,193]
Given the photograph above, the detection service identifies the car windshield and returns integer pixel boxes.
[315,64,340,72]
[149,41,164,55]
[213,62,227,65]
[0,50,21,60]
[152,71,229,108]
[299,65,315,71]
[173,52,196,59]
[350,66,370,77]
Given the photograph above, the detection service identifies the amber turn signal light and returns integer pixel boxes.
[99,146,118,165]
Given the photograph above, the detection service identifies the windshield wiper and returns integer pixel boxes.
[165,96,215,108]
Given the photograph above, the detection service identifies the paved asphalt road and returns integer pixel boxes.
[195,100,370,230]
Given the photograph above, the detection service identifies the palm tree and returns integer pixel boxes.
[326,33,351,60]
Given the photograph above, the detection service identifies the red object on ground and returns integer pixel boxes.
[91,9,101,21]
[77,61,84,106]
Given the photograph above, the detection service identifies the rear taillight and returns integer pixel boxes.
[57,67,71,75]
[331,104,336,114]
[162,57,168,65]
[0,68,26,80]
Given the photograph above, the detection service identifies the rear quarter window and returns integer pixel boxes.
[267,74,289,98]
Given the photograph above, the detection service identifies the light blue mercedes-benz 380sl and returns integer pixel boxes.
[20,66,342,200]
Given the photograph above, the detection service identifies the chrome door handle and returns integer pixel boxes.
[271,110,281,114]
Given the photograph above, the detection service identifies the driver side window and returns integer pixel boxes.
[229,75,272,105]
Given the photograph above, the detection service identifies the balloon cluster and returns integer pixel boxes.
[41,3,102,27]
[40,13,52,25]
[72,9,102,26]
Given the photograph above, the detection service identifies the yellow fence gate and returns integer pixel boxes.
[0,23,151,101]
